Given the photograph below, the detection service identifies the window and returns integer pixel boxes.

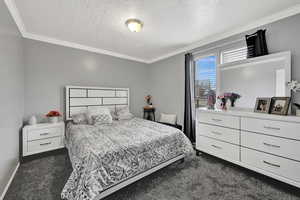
[194,55,217,108]
[220,46,247,64]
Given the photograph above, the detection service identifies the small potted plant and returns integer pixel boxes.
[46,110,61,123]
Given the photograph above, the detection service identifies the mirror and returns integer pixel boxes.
[218,51,291,109]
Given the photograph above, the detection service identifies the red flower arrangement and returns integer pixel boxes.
[46,110,61,117]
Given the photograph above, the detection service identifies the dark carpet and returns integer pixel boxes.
[4,151,300,200]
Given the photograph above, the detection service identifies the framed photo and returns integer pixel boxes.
[254,97,271,113]
[270,97,291,115]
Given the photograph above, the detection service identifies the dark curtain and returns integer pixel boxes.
[246,29,268,58]
[184,53,195,143]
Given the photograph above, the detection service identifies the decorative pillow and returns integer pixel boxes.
[87,107,113,125]
[116,106,134,120]
[72,113,88,124]
[92,114,113,125]
[159,113,177,125]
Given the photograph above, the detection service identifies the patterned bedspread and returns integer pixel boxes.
[61,118,193,200]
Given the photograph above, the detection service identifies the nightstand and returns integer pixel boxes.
[143,106,156,121]
[22,122,65,157]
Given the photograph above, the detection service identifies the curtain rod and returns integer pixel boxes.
[190,38,245,55]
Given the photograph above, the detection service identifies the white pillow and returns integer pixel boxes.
[87,107,113,125]
[72,113,88,124]
[116,106,134,120]
[159,113,177,125]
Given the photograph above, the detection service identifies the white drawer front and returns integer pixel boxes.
[197,123,240,144]
[197,113,239,129]
[27,137,62,154]
[196,135,239,161]
[241,131,300,162]
[241,148,300,183]
[27,127,62,141]
[241,117,300,140]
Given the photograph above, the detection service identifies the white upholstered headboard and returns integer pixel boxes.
[65,86,129,120]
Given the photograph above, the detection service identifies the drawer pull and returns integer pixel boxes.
[40,133,49,136]
[212,118,222,122]
[40,142,51,146]
[263,142,280,148]
[211,144,222,149]
[263,160,280,168]
[211,131,222,135]
[263,126,280,131]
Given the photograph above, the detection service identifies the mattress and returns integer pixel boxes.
[61,117,193,200]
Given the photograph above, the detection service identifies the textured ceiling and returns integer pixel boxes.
[7,0,300,63]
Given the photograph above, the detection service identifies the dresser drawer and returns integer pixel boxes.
[241,148,300,183]
[241,131,300,161]
[196,135,239,161]
[241,117,300,140]
[27,137,63,154]
[197,123,240,144]
[197,112,239,129]
[27,127,62,141]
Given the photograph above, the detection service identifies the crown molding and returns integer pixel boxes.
[148,4,300,63]
[4,0,26,34]
[23,32,149,63]
[4,0,300,64]
[4,0,149,64]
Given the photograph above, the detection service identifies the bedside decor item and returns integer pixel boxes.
[28,115,37,125]
[207,90,216,109]
[246,29,268,58]
[145,95,152,106]
[46,110,61,123]
[254,97,271,113]
[270,97,291,115]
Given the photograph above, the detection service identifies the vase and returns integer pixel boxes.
[29,116,37,125]
[48,116,59,123]
[230,99,236,107]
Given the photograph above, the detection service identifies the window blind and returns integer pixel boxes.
[221,47,247,64]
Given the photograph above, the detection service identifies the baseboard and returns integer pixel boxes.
[0,162,20,200]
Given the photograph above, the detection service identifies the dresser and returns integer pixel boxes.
[196,108,300,188]
[22,122,65,157]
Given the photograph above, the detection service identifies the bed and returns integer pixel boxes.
[61,86,193,200]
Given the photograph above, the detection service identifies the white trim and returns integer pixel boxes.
[0,162,20,200]
[4,0,300,64]
[23,33,148,64]
[148,4,300,63]
[3,0,148,64]
[3,0,26,34]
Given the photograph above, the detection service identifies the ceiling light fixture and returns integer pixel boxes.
[125,18,143,32]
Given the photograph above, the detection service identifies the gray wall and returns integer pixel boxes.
[149,14,300,125]
[0,1,24,196]
[24,39,149,120]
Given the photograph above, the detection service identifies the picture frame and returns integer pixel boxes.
[270,97,291,115]
[254,97,272,113]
